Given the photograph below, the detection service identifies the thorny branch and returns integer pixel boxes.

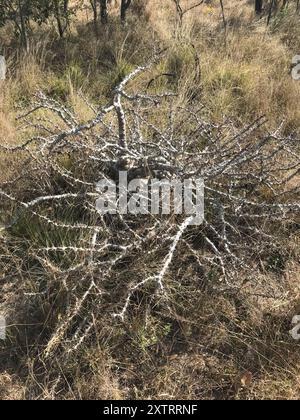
[0,63,299,360]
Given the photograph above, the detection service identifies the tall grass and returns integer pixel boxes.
[0,0,299,400]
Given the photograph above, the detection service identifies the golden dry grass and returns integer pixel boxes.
[0,0,299,400]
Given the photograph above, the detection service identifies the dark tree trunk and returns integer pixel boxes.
[90,0,98,35]
[90,0,98,23]
[267,0,276,25]
[100,0,108,24]
[255,0,263,14]
[56,15,64,38]
[121,0,131,23]
[54,0,69,38]
[18,0,28,50]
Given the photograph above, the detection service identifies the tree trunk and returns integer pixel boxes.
[90,0,98,35]
[56,16,64,38]
[18,0,28,50]
[267,0,276,25]
[100,0,108,24]
[121,0,131,23]
[255,0,263,14]
[90,0,98,22]
[54,0,69,38]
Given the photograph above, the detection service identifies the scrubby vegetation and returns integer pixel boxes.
[0,0,299,400]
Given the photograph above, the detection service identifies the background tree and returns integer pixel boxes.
[52,0,70,38]
[255,0,263,14]
[89,0,98,28]
[172,0,205,28]
[100,0,108,24]
[120,0,131,23]
[0,0,49,50]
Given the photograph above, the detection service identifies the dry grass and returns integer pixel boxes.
[0,0,299,400]
[0,373,25,400]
